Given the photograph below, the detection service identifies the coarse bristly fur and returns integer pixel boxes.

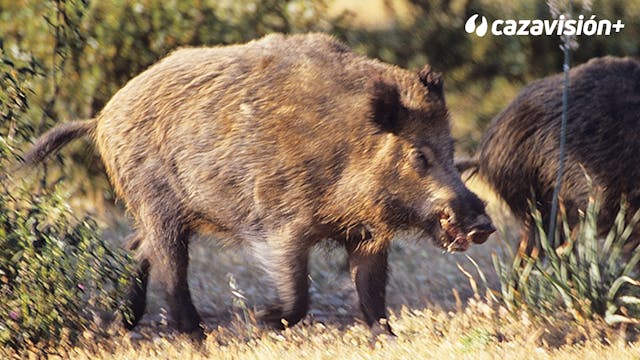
[22,33,494,338]
[477,56,640,252]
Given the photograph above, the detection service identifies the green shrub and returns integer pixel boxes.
[1,8,133,352]
[0,180,133,353]
[492,193,640,325]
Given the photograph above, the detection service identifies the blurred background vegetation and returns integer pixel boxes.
[1,0,640,352]
[2,0,639,198]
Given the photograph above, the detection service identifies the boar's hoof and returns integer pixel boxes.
[370,318,396,338]
[171,308,205,340]
[175,317,205,337]
[186,326,206,343]
[256,306,307,330]
[256,306,286,330]
[171,317,205,342]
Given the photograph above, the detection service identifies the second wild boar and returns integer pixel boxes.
[476,56,640,252]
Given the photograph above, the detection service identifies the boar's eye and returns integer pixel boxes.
[411,149,431,173]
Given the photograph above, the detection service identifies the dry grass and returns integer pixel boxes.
[10,299,640,359]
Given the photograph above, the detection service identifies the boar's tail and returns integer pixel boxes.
[22,119,97,166]
[454,156,479,177]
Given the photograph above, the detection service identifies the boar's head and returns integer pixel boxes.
[346,65,495,252]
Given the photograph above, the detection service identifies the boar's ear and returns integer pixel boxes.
[370,77,401,133]
[418,65,444,101]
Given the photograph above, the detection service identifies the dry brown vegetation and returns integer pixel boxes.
[20,306,640,360]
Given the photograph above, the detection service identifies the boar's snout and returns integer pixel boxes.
[436,189,495,252]
[467,214,495,244]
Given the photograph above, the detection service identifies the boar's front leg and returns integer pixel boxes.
[253,229,311,330]
[346,243,394,335]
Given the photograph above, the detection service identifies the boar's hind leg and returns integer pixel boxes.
[254,233,311,330]
[135,203,203,336]
[346,244,394,335]
[122,232,150,330]
[154,224,203,335]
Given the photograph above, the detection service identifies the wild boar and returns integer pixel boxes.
[474,56,640,251]
[24,33,494,337]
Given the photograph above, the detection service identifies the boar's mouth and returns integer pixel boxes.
[435,211,495,253]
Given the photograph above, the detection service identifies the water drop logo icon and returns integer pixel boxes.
[465,14,488,37]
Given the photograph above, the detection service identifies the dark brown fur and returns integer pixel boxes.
[24,33,494,336]
[477,56,640,250]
